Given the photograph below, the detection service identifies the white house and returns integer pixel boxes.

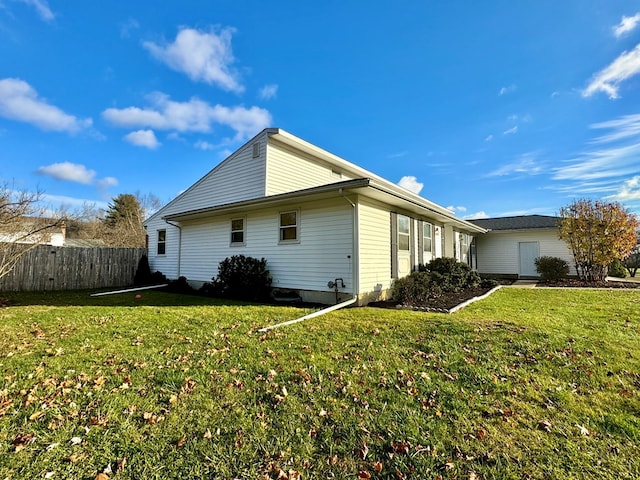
[469,215,575,279]
[144,128,486,305]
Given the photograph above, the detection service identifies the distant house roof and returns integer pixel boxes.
[64,238,107,248]
[468,215,560,231]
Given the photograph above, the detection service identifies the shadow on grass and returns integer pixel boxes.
[0,289,282,308]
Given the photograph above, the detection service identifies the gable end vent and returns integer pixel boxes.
[252,143,261,158]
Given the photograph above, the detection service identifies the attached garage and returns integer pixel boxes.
[469,215,576,279]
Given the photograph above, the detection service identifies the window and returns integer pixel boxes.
[397,215,410,251]
[231,218,245,245]
[459,233,469,262]
[157,229,166,255]
[279,210,298,242]
[423,222,433,254]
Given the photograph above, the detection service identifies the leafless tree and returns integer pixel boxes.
[0,184,66,280]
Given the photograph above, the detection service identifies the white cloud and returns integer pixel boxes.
[194,140,215,150]
[120,18,140,38]
[499,84,516,96]
[37,162,96,184]
[388,151,408,159]
[484,134,494,142]
[40,193,108,210]
[397,175,424,194]
[0,78,91,133]
[551,114,640,200]
[606,176,640,201]
[583,44,640,99]
[488,152,543,177]
[463,211,489,220]
[259,84,278,100]
[17,0,54,22]
[102,91,272,140]
[613,13,640,38]
[446,206,467,214]
[143,27,243,92]
[589,113,640,143]
[503,126,518,135]
[97,176,118,189]
[124,129,160,149]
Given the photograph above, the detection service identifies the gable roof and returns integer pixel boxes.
[146,128,486,234]
[468,215,560,231]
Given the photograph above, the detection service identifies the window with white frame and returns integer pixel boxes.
[423,222,433,254]
[279,210,298,242]
[459,232,469,262]
[231,218,245,245]
[157,229,166,255]
[397,215,410,251]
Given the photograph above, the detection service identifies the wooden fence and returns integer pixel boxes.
[0,245,147,292]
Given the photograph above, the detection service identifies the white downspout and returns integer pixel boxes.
[257,189,360,333]
[340,188,359,304]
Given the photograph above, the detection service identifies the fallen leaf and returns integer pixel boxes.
[373,461,383,473]
[176,436,187,447]
[538,420,552,433]
[203,428,212,439]
[357,471,372,479]
[576,424,590,436]
[67,453,86,463]
[29,410,44,421]
[95,474,110,480]
[116,457,127,471]
[12,432,35,452]
[70,436,82,445]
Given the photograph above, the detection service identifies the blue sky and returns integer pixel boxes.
[2,1,640,219]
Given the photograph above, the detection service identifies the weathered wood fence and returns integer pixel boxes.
[0,245,147,292]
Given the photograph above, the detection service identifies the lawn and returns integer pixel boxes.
[0,288,639,479]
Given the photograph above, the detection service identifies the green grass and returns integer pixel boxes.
[1,288,639,479]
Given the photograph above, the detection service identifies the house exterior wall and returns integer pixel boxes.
[145,218,181,279]
[161,197,354,303]
[155,133,268,219]
[475,228,575,277]
[357,197,392,302]
[265,140,358,196]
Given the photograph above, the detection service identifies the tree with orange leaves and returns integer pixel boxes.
[559,199,639,282]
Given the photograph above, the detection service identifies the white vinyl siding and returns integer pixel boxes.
[358,198,392,295]
[177,198,354,293]
[155,135,267,219]
[145,216,180,278]
[265,140,358,196]
[475,229,575,277]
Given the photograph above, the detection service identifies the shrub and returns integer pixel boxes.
[391,272,442,306]
[166,276,196,294]
[534,256,569,282]
[133,255,152,285]
[422,257,481,291]
[149,270,168,285]
[213,255,272,301]
[608,258,627,278]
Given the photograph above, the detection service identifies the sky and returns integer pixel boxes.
[2,1,640,220]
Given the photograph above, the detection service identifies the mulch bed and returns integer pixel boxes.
[541,278,640,289]
[369,278,640,312]
[369,286,495,313]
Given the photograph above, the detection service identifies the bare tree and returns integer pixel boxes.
[0,184,66,280]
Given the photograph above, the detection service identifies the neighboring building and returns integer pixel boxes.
[144,128,486,305]
[469,215,575,279]
[0,218,66,247]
